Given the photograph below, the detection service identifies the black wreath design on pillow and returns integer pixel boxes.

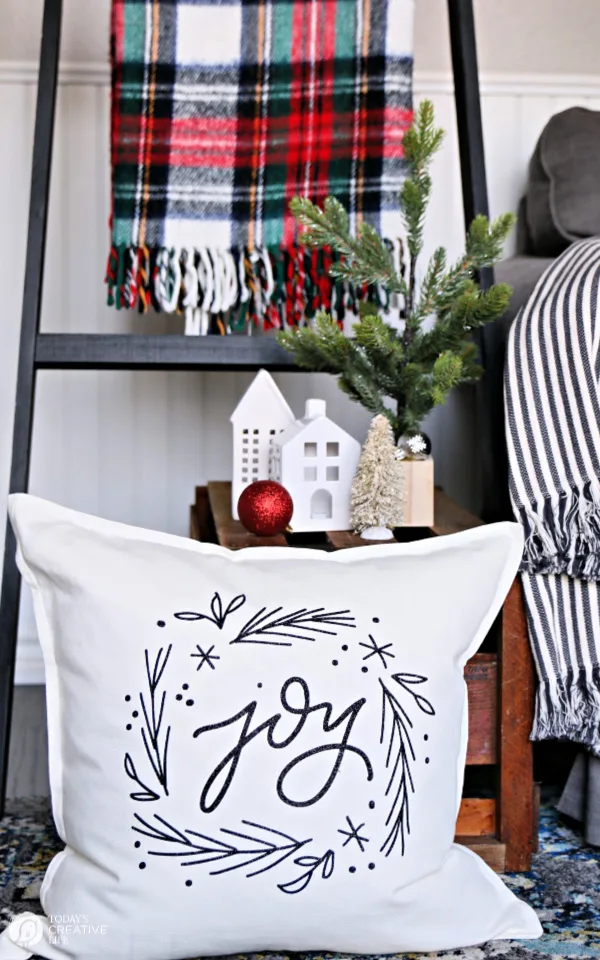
[123,593,435,894]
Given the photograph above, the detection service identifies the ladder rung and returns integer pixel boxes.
[34,333,297,371]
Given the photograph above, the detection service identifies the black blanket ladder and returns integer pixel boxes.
[0,0,497,814]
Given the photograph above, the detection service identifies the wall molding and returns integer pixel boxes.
[0,61,109,86]
[1,60,600,97]
[417,71,600,98]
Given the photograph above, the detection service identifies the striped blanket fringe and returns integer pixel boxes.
[516,482,600,580]
[533,668,600,748]
[105,242,401,335]
[506,238,600,753]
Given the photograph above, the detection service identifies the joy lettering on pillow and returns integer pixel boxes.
[124,589,436,895]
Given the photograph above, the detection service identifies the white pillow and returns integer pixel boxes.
[1,495,542,960]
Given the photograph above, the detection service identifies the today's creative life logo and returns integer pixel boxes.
[7,914,44,948]
[7,913,108,948]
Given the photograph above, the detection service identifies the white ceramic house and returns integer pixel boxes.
[230,370,294,519]
[269,399,361,532]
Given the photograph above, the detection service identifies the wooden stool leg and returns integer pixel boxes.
[499,577,536,870]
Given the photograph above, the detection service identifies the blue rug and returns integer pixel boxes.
[0,798,599,958]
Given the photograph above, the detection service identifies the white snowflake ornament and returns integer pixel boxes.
[397,433,430,461]
[407,435,427,456]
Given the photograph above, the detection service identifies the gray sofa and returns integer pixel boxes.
[483,107,600,522]
[497,106,600,345]
[495,205,554,341]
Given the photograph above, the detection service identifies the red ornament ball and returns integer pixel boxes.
[237,480,293,536]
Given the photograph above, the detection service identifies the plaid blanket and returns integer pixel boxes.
[106,0,413,333]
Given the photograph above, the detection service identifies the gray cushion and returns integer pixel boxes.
[495,254,554,338]
[526,107,600,257]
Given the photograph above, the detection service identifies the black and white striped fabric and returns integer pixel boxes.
[506,238,600,751]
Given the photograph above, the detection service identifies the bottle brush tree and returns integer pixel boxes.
[351,415,405,538]
[277,100,516,443]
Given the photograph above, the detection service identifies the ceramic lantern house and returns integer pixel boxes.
[269,399,361,532]
[230,370,294,519]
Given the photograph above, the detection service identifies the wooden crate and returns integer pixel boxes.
[189,482,537,872]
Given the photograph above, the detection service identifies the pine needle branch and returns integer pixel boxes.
[290,197,405,294]
[278,100,516,441]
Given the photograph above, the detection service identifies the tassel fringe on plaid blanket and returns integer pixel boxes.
[106,0,413,333]
[506,238,600,754]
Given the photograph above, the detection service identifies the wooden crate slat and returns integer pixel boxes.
[465,654,498,765]
[189,505,200,542]
[455,838,506,873]
[326,530,386,550]
[207,481,287,549]
[456,797,496,836]
[329,493,483,545]
[194,486,217,543]
[432,488,485,536]
[499,577,535,870]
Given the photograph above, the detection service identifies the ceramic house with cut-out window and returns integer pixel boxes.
[230,369,295,520]
[269,399,361,532]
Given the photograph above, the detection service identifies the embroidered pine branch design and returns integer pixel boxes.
[174,592,246,629]
[392,672,436,717]
[124,755,160,803]
[231,606,356,646]
[277,849,335,895]
[125,645,172,802]
[378,673,434,857]
[132,813,311,878]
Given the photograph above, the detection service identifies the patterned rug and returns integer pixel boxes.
[1,798,599,959]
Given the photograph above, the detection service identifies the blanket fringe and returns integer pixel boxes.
[105,243,398,333]
[518,480,600,579]
[533,668,600,755]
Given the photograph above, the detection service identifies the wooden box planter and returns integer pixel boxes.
[189,482,537,873]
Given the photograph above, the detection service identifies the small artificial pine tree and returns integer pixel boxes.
[351,415,405,539]
[277,100,516,443]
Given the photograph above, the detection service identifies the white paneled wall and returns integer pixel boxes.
[2,65,600,680]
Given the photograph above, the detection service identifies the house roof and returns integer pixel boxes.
[230,369,295,424]
[277,409,361,452]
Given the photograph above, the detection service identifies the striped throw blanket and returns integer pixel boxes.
[106,0,414,333]
[506,238,600,752]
